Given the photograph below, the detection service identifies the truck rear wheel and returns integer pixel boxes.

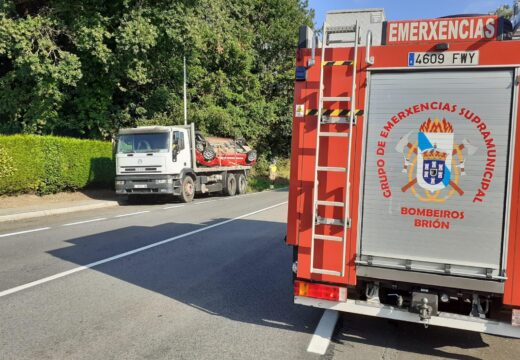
[224,173,237,196]
[179,176,195,203]
[237,173,247,195]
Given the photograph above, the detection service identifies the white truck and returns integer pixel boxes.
[115,123,252,202]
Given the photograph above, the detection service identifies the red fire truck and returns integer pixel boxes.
[287,8,520,336]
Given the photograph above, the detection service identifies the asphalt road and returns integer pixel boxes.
[0,190,519,359]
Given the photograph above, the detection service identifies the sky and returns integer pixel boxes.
[309,0,509,27]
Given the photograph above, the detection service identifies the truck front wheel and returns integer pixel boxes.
[224,174,237,196]
[179,176,195,203]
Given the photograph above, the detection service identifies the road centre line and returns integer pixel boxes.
[114,210,150,218]
[0,201,287,298]
[0,227,51,239]
[62,218,107,227]
[192,200,216,205]
[163,205,185,210]
[307,309,339,355]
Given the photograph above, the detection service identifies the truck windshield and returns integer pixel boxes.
[117,133,170,153]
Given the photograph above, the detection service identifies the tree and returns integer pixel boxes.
[494,4,514,19]
[0,0,314,159]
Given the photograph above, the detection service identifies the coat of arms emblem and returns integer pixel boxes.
[396,118,477,203]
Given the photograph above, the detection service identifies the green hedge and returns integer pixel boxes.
[0,135,114,195]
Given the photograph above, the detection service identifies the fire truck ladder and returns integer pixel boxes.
[310,22,359,277]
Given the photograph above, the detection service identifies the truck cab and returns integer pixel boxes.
[115,126,192,199]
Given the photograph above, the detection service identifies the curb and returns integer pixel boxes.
[0,201,119,223]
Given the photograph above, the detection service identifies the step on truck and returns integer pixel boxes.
[115,123,252,202]
[287,8,520,336]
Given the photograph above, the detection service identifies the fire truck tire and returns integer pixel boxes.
[224,173,237,196]
[246,150,257,163]
[179,176,195,203]
[203,146,216,161]
[237,173,247,195]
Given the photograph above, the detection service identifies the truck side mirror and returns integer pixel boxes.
[172,143,179,161]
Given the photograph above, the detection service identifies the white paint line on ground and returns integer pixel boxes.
[114,210,150,218]
[192,200,216,205]
[307,309,339,355]
[0,201,287,298]
[62,218,107,227]
[0,227,51,239]
[162,205,185,210]
[262,319,292,327]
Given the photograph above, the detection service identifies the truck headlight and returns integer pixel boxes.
[116,180,124,185]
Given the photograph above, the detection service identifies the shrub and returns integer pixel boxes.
[0,145,16,179]
[247,156,290,192]
[0,135,114,195]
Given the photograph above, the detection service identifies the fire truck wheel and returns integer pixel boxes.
[237,173,247,195]
[224,173,237,196]
[203,146,216,161]
[179,176,195,203]
[246,150,257,163]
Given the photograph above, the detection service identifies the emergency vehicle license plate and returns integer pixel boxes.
[134,184,147,188]
[408,51,479,67]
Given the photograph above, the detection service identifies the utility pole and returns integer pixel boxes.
[183,56,187,126]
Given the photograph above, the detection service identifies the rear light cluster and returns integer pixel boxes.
[294,280,347,302]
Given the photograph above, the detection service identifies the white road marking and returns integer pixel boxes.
[163,205,185,210]
[193,200,216,205]
[307,309,339,355]
[0,227,51,238]
[0,201,287,298]
[62,218,107,227]
[114,210,150,218]
[262,319,292,327]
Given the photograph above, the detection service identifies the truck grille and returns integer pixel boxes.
[121,166,161,173]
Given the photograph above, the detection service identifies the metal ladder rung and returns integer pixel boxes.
[321,117,351,125]
[317,166,346,172]
[316,200,344,207]
[314,234,343,242]
[320,132,349,138]
[322,96,351,102]
[316,217,343,226]
[311,268,342,276]
[317,216,352,228]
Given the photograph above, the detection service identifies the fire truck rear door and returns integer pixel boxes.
[359,69,514,280]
